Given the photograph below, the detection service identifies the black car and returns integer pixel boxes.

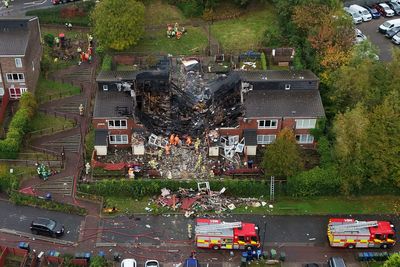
[386,25,400,38]
[30,217,65,238]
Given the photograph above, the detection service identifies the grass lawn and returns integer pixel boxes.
[131,27,207,55]
[102,196,156,215]
[29,112,75,135]
[211,4,278,52]
[35,77,81,104]
[144,0,186,27]
[361,263,384,267]
[234,196,400,215]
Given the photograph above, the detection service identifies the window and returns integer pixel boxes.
[258,119,278,129]
[15,58,22,68]
[295,134,314,144]
[103,84,108,91]
[6,73,25,82]
[295,119,316,129]
[285,84,291,90]
[108,119,127,129]
[109,135,128,144]
[0,88,4,96]
[257,135,276,144]
[9,88,27,99]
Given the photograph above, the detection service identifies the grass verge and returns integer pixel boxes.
[102,196,156,215]
[130,27,207,55]
[144,0,186,27]
[35,77,81,104]
[211,4,278,52]
[29,112,75,136]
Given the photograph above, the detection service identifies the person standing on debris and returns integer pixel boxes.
[85,162,91,175]
[187,224,192,239]
[186,136,192,146]
[79,104,84,116]
[174,135,180,146]
[4,0,9,8]
[157,149,163,160]
[165,143,171,156]
[169,134,175,145]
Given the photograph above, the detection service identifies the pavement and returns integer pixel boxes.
[0,0,52,16]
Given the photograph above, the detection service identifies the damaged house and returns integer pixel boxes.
[93,57,324,158]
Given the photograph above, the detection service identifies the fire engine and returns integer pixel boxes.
[327,218,396,249]
[194,218,260,250]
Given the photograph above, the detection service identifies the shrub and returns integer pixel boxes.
[260,52,267,70]
[0,173,19,194]
[0,93,36,158]
[101,55,112,71]
[10,191,87,216]
[262,26,282,47]
[79,179,281,199]
[287,166,341,197]
[44,33,55,47]
[174,0,204,17]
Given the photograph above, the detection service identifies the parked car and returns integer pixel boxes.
[30,217,64,238]
[388,2,400,15]
[355,28,367,43]
[121,259,137,267]
[392,31,400,44]
[328,257,346,267]
[52,0,76,4]
[145,260,160,267]
[373,3,395,17]
[385,25,400,38]
[304,264,320,267]
[349,5,372,21]
[344,7,363,24]
[379,18,400,33]
[364,5,381,18]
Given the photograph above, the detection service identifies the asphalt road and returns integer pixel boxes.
[0,199,83,242]
[0,0,52,16]
[356,16,399,62]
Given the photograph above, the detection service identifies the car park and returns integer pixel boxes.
[121,259,137,267]
[392,31,400,44]
[30,217,64,238]
[373,3,395,17]
[328,257,347,267]
[379,18,400,33]
[344,7,363,24]
[387,2,400,15]
[364,5,381,18]
[349,5,372,21]
[385,25,400,38]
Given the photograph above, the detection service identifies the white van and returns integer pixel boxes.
[344,7,362,24]
[349,5,372,21]
[379,18,400,33]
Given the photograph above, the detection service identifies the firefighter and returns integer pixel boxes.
[194,138,201,152]
[186,136,192,146]
[174,135,180,146]
[169,134,175,145]
[187,224,192,239]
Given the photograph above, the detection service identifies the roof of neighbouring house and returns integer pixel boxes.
[0,16,37,56]
[94,129,108,146]
[244,89,325,118]
[96,71,139,82]
[243,129,257,146]
[237,70,318,82]
[93,90,133,118]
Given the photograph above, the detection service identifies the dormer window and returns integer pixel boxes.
[285,84,291,90]
[103,85,108,91]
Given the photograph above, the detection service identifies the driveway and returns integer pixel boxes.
[356,17,398,61]
[0,199,83,242]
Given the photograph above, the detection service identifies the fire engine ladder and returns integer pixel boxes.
[196,222,242,232]
[330,221,378,232]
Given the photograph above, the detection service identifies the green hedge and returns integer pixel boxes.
[0,173,19,194]
[287,166,341,197]
[260,52,267,70]
[10,191,87,216]
[79,179,280,198]
[0,93,37,158]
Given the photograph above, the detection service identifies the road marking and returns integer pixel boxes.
[24,0,47,5]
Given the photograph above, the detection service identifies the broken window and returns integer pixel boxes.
[258,119,278,129]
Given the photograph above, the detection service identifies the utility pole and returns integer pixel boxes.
[270,175,275,202]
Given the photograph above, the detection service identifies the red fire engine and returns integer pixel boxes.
[195,218,260,250]
[327,218,396,249]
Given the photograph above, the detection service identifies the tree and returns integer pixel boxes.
[332,104,369,194]
[384,253,400,267]
[91,0,145,51]
[262,128,303,178]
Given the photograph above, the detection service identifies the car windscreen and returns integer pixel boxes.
[47,220,56,230]
[362,10,369,15]
[383,21,392,27]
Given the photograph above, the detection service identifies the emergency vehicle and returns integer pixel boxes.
[327,218,396,249]
[195,218,260,250]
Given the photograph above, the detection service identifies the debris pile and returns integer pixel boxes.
[155,182,267,216]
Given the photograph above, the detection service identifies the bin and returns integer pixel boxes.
[279,251,286,261]
[18,242,30,252]
[270,249,277,259]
